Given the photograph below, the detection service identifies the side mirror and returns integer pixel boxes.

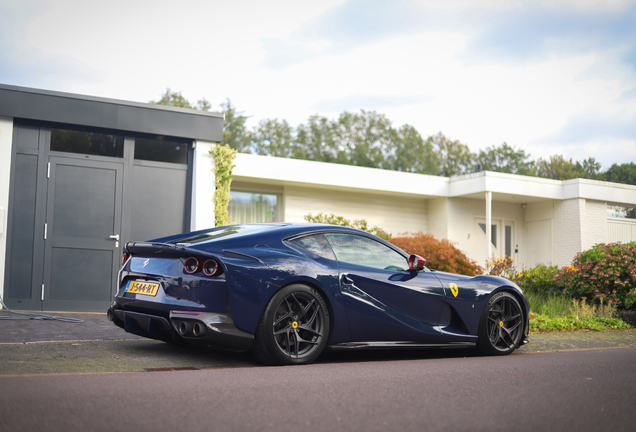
[408,254,427,271]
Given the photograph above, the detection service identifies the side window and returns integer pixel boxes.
[289,234,336,260]
[324,233,407,271]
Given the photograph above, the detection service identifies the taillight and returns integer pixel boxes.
[121,252,131,267]
[184,257,200,274]
[202,259,219,276]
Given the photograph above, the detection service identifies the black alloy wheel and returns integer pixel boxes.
[477,291,524,356]
[253,284,330,365]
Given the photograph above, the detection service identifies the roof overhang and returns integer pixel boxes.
[0,84,223,142]
[232,153,636,205]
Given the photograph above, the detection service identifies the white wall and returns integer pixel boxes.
[191,140,216,231]
[427,198,449,240]
[0,116,14,305]
[444,198,525,268]
[525,200,554,267]
[553,198,585,266]
[284,186,427,237]
[582,200,607,250]
[608,218,636,242]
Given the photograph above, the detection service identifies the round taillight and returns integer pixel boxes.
[121,252,131,267]
[202,259,219,277]
[184,257,200,274]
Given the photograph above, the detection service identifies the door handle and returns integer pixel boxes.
[109,234,120,241]
[342,275,354,285]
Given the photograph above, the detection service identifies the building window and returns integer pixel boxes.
[607,205,635,219]
[228,191,279,224]
[51,128,124,158]
[134,136,189,164]
[478,223,497,248]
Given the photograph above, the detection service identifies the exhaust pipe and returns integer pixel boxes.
[107,309,115,321]
[192,322,206,337]
[178,321,192,336]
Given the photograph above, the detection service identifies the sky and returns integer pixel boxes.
[2,0,636,168]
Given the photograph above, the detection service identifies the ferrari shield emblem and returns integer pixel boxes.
[449,283,459,297]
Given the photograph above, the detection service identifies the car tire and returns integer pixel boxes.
[252,284,330,365]
[477,291,524,356]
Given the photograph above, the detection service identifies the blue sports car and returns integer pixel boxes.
[108,223,529,365]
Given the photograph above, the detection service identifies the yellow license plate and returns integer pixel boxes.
[126,280,160,296]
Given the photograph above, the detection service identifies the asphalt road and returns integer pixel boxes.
[1,347,634,432]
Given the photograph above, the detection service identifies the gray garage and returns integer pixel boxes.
[0,84,223,312]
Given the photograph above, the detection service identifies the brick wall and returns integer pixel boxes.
[553,199,584,266]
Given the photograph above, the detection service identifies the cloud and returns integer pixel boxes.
[261,1,636,72]
[533,109,636,166]
[465,3,636,67]
[261,0,432,70]
[312,93,432,113]
[547,111,636,144]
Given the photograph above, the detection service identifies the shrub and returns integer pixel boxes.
[530,314,630,333]
[484,255,520,281]
[389,232,483,276]
[554,242,636,310]
[617,310,636,327]
[516,265,561,295]
[303,213,392,240]
[211,144,237,227]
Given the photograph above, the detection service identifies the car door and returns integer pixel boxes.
[324,233,446,343]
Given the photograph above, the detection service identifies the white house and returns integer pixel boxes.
[2,84,635,312]
[196,153,636,270]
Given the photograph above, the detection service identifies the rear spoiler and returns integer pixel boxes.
[125,242,216,259]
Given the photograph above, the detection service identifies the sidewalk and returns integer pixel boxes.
[1,309,635,375]
[0,310,142,344]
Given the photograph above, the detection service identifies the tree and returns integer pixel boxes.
[575,157,603,180]
[334,110,397,169]
[219,99,252,152]
[473,142,535,176]
[604,162,636,185]
[429,132,473,177]
[535,154,583,180]
[295,115,340,163]
[252,118,297,158]
[151,88,211,110]
[390,124,440,175]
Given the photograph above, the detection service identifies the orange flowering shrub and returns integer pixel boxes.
[389,232,483,276]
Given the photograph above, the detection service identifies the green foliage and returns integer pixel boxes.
[211,144,238,227]
[151,88,630,183]
[576,157,604,180]
[389,232,483,276]
[604,162,636,185]
[516,265,561,295]
[484,255,518,278]
[220,99,252,152]
[393,124,440,175]
[524,291,572,317]
[252,118,297,157]
[534,154,583,180]
[151,88,211,111]
[474,142,535,176]
[303,213,392,240]
[555,242,636,310]
[429,132,473,177]
[530,314,630,332]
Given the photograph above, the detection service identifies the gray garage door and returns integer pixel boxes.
[4,123,192,312]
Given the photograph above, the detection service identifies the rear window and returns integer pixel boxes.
[289,234,336,260]
[169,225,281,246]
